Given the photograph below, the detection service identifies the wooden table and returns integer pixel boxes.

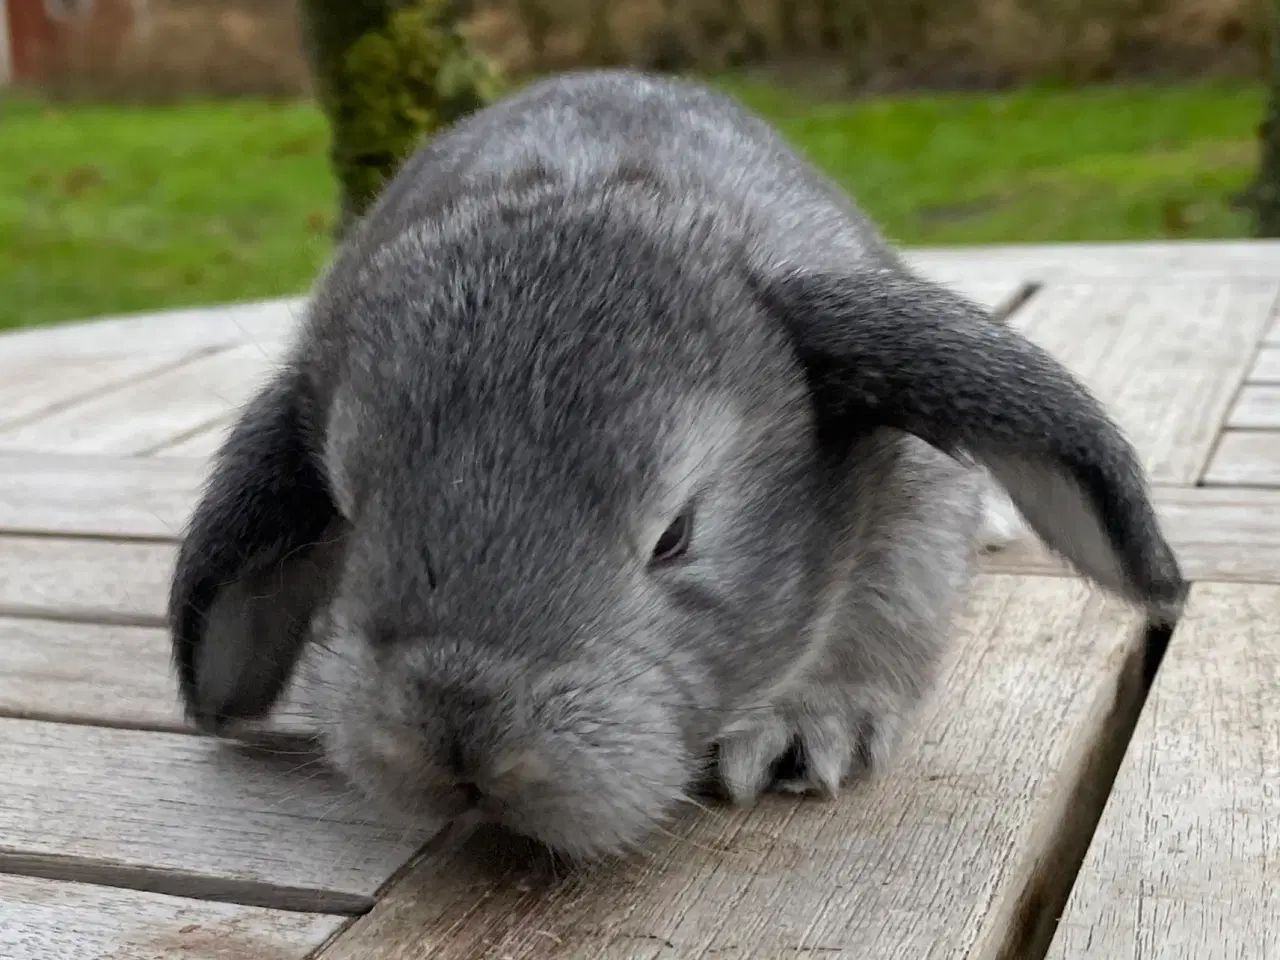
[2,241,1276,959]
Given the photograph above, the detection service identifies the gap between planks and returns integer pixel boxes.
[1046,582,1280,960]
[0,716,434,914]
[0,873,347,960]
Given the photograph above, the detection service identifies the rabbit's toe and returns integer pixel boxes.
[772,703,904,797]
[714,697,907,805]
[715,713,792,806]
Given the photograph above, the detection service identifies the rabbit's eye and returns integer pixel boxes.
[650,508,693,564]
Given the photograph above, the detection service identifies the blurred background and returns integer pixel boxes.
[2,0,1277,333]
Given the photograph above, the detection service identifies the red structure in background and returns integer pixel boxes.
[2,0,138,85]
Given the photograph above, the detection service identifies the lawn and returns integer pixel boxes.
[0,79,1266,332]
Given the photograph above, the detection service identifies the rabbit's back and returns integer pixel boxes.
[343,70,897,278]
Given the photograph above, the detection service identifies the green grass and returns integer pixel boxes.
[0,79,1266,331]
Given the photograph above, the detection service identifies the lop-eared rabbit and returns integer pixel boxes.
[170,70,1185,860]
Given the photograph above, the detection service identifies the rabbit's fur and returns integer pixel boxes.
[170,70,1185,859]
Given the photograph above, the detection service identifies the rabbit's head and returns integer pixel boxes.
[172,188,839,858]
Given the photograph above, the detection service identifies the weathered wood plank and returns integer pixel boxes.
[318,574,1145,960]
[1227,384,1280,429]
[980,485,1280,584]
[0,873,345,960]
[0,535,173,622]
[0,718,432,913]
[1201,430,1280,486]
[907,240,1280,283]
[0,612,313,733]
[0,350,215,432]
[0,344,278,455]
[1266,307,1280,346]
[0,297,304,360]
[1008,278,1278,484]
[1047,582,1280,960]
[0,454,205,539]
[0,618,180,728]
[1248,345,1280,383]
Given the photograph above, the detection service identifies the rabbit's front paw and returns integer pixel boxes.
[714,689,909,805]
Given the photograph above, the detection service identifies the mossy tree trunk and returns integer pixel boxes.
[297,0,502,239]
[841,0,874,87]
[776,0,802,53]
[815,0,844,51]
[1254,0,1280,237]
[513,0,555,60]
[583,0,621,65]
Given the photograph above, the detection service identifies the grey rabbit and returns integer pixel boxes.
[169,69,1186,860]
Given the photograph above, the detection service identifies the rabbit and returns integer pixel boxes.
[168,69,1186,861]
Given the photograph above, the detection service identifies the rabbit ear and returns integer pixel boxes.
[168,366,344,733]
[756,266,1187,623]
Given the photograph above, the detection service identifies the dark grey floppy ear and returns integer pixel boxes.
[756,266,1187,623]
[168,366,344,733]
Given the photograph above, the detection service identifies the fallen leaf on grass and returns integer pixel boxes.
[1161,198,1190,235]
[272,134,322,158]
[60,164,104,196]
[305,211,330,234]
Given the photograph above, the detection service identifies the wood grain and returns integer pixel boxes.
[318,574,1145,960]
[1008,278,1278,484]
[1227,384,1280,429]
[1248,345,1280,383]
[0,612,318,733]
[1047,582,1280,960]
[1201,430,1280,486]
[0,718,432,913]
[980,485,1280,584]
[0,535,174,622]
[0,454,205,539]
[0,618,182,728]
[0,344,278,455]
[152,417,233,458]
[907,240,1280,282]
[0,350,212,432]
[0,873,345,960]
[0,297,303,359]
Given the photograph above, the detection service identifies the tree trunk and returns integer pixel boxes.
[815,0,843,52]
[297,0,500,238]
[844,0,874,88]
[583,0,620,65]
[776,0,802,53]
[297,0,400,236]
[513,0,554,60]
[1254,0,1280,237]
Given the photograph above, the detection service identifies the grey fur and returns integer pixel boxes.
[168,69,1185,860]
